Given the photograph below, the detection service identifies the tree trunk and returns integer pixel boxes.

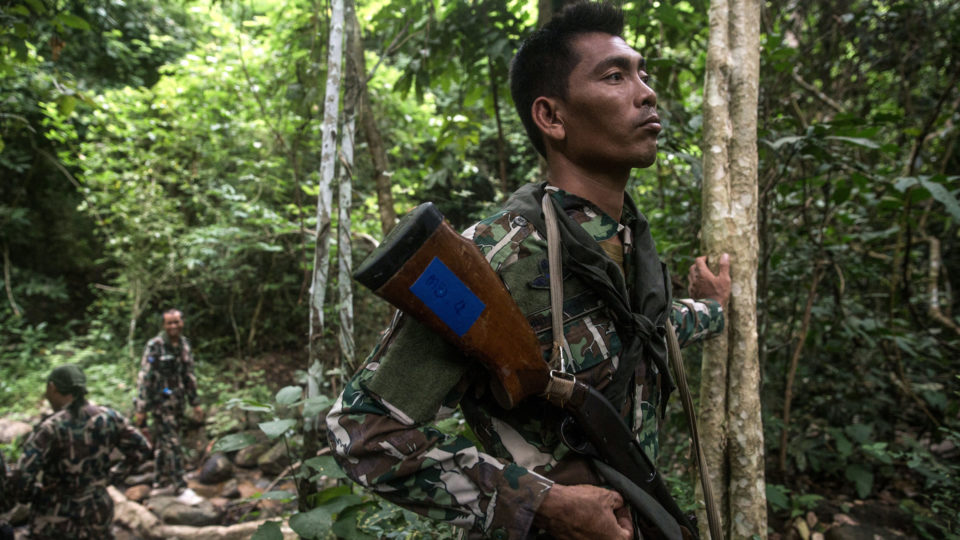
[339,0,360,375]
[345,4,396,235]
[304,0,345,510]
[700,0,766,538]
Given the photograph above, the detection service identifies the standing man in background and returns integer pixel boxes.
[14,364,152,539]
[135,308,203,497]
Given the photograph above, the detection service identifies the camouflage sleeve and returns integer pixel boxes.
[109,409,152,477]
[0,450,9,512]
[181,340,199,406]
[326,330,553,539]
[670,298,725,348]
[115,409,153,464]
[14,422,53,504]
[135,340,158,414]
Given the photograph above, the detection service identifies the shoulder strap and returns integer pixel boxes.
[542,192,571,371]
[665,322,724,539]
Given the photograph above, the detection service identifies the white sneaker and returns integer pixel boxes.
[176,487,204,506]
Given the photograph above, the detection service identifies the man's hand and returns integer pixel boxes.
[134,412,146,427]
[192,405,204,421]
[533,483,632,540]
[687,253,731,310]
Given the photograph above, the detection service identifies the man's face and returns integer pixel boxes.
[556,32,660,172]
[163,311,184,340]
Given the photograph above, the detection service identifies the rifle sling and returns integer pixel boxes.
[592,458,683,540]
[666,320,724,540]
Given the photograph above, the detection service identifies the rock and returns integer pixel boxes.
[222,478,241,499]
[824,523,907,540]
[0,420,32,444]
[186,480,221,499]
[109,485,162,532]
[256,440,291,475]
[147,496,221,527]
[234,441,271,468]
[199,452,234,484]
[124,484,152,502]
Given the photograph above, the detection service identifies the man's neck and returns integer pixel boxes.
[544,151,629,221]
[165,333,181,346]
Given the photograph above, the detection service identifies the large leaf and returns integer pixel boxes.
[302,395,334,418]
[251,521,284,540]
[845,464,874,499]
[894,176,960,221]
[55,12,90,30]
[259,418,297,439]
[212,432,259,453]
[289,507,334,539]
[275,385,303,406]
[304,455,349,480]
[825,135,881,149]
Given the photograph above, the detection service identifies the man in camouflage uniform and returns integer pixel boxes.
[134,308,203,493]
[1,449,14,540]
[13,364,152,539]
[326,2,731,539]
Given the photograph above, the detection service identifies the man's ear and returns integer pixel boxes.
[531,96,566,145]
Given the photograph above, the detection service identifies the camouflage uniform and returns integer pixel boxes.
[14,402,151,539]
[1,449,13,540]
[326,185,725,539]
[135,333,199,490]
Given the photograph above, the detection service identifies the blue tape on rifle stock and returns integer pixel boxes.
[409,257,486,337]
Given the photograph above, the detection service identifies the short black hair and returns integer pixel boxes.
[509,1,625,157]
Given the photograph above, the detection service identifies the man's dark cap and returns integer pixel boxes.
[48,364,86,394]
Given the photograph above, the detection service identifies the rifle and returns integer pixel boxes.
[354,202,698,540]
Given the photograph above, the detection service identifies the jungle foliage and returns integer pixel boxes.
[1,0,958,537]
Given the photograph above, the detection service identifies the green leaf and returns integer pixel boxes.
[275,385,303,406]
[765,483,790,512]
[845,423,873,444]
[332,504,378,540]
[55,12,90,30]
[317,492,364,515]
[289,507,334,539]
[894,176,960,221]
[57,95,77,116]
[302,395,333,418]
[212,432,258,453]
[304,455,349,479]
[260,489,297,500]
[767,135,805,150]
[845,464,873,498]
[861,442,893,465]
[828,428,853,458]
[825,135,881,149]
[251,521,284,540]
[259,418,297,439]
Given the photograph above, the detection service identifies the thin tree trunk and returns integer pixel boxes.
[2,243,22,317]
[700,0,765,537]
[304,0,345,510]
[488,57,509,195]
[339,0,360,376]
[345,4,396,235]
[779,267,822,473]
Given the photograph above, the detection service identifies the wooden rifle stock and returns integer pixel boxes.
[354,202,698,540]
[353,202,548,409]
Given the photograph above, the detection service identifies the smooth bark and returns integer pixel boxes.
[304,0,345,509]
[700,0,766,537]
